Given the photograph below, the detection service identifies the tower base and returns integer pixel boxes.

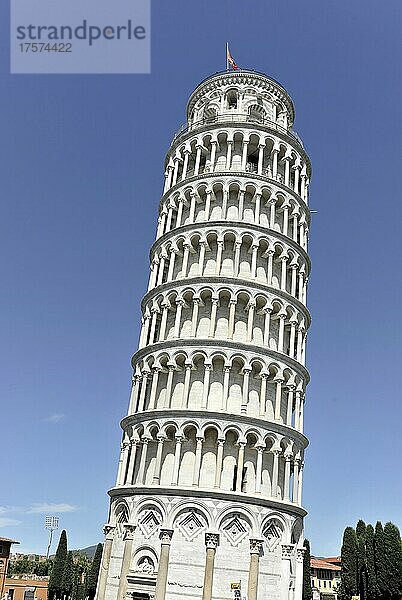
[98,492,305,600]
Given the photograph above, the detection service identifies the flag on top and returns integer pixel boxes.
[226,43,238,71]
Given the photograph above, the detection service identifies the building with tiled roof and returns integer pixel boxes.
[310,557,341,600]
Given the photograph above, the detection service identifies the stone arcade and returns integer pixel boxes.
[96,69,312,600]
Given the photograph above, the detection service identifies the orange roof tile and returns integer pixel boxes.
[311,558,341,571]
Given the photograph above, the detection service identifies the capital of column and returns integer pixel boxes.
[249,539,263,555]
[103,523,116,538]
[123,523,136,540]
[159,529,174,545]
[281,544,295,559]
[296,548,305,562]
[205,532,220,549]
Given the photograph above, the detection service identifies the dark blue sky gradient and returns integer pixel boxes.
[1,0,402,555]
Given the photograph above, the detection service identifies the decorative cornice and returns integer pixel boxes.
[120,408,309,449]
[150,220,311,271]
[130,338,310,384]
[159,171,311,217]
[142,275,311,328]
[108,486,308,518]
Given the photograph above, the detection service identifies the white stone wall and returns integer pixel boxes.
[103,494,304,600]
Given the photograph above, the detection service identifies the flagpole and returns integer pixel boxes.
[226,41,229,71]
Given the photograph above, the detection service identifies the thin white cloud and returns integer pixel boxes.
[44,413,66,423]
[0,517,22,527]
[0,506,19,514]
[27,503,78,514]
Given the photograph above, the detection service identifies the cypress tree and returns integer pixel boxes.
[61,552,75,599]
[356,520,367,600]
[302,539,313,600]
[356,519,366,539]
[365,524,377,600]
[383,522,402,600]
[48,530,68,600]
[375,522,387,600]
[86,544,103,600]
[341,526,358,600]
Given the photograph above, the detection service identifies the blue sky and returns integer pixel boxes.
[1,0,402,556]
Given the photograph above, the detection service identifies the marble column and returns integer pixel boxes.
[202,533,220,600]
[255,446,264,493]
[154,529,174,600]
[193,436,204,486]
[95,525,116,600]
[247,539,263,600]
[235,441,246,491]
[214,440,225,488]
[117,524,136,600]
[125,439,140,485]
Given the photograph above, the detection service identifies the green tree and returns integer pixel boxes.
[302,539,313,600]
[48,530,68,600]
[61,552,75,599]
[341,526,358,600]
[356,520,367,600]
[33,559,52,577]
[86,544,103,600]
[375,522,387,600]
[383,522,402,600]
[365,524,378,600]
[71,553,91,600]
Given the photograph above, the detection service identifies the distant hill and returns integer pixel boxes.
[73,544,101,559]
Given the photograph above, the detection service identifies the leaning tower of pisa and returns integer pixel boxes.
[96,69,312,600]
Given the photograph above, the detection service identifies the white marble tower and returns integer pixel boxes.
[96,69,312,600]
